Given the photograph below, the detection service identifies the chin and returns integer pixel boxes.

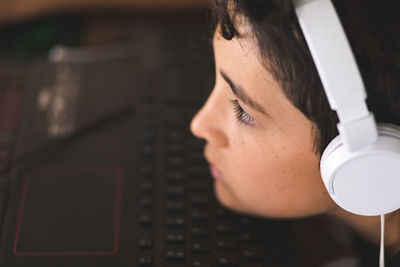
[214,180,240,211]
[213,180,322,219]
[213,180,261,217]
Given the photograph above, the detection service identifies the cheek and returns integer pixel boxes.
[230,133,291,189]
[220,133,334,218]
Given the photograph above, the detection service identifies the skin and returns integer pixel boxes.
[190,23,400,251]
[191,24,337,218]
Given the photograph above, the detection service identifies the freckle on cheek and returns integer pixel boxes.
[269,148,279,159]
[274,182,287,192]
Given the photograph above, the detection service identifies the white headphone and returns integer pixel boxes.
[293,0,400,216]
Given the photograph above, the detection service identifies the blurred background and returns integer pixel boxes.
[0,0,208,60]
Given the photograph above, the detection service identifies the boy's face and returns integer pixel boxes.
[190,26,336,218]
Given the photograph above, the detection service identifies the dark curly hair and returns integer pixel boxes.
[211,0,400,155]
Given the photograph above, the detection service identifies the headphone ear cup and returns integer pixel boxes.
[320,124,400,216]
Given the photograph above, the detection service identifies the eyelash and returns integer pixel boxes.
[230,100,256,127]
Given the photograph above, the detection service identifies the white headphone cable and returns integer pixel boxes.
[380,214,385,267]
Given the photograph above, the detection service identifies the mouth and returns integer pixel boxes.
[203,146,227,181]
[209,163,226,181]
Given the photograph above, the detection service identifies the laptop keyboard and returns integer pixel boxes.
[133,93,295,266]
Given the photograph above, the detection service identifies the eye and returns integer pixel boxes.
[230,100,256,127]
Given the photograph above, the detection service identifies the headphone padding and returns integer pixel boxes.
[320,124,400,216]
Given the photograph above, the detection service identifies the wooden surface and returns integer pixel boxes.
[0,0,208,25]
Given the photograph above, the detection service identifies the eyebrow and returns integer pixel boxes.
[219,70,268,115]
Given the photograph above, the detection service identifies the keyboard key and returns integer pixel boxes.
[166,143,183,154]
[165,249,185,260]
[140,146,154,159]
[186,151,205,162]
[188,166,208,177]
[242,247,263,259]
[191,241,211,254]
[190,226,209,237]
[189,181,208,191]
[166,201,185,211]
[191,259,212,267]
[215,207,230,218]
[142,130,155,141]
[138,253,153,266]
[216,255,237,266]
[139,214,153,226]
[141,123,156,134]
[216,223,234,233]
[190,195,208,205]
[239,218,251,226]
[190,211,209,221]
[216,239,235,251]
[140,197,153,208]
[166,171,184,182]
[139,237,153,249]
[166,186,184,197]
[167,130,184,141]
[186,138,205,149]
[165,108,182,123]
[269,245,288,262]
[240,233,259,243]
[165,232,185,243]
[166,216,185,227]
[141,167,153,178]
[139,181,154,192]
[167,157,184,167]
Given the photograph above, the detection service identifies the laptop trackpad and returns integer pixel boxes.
[13,166,123,256]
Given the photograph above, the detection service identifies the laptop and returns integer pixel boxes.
[0,12,295,267]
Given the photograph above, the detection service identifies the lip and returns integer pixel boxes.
[209,163,226,181]
[204,146,227,181]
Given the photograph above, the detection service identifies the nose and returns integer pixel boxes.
[190,89,229,148]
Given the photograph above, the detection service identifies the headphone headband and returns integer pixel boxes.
[294,0,378,151]
[294,0,400,216]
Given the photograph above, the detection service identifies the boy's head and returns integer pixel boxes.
[190,0,400,218]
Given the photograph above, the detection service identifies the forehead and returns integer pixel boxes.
[212,26,274,88]
[213,28,276,97]
[212,25,310,126]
